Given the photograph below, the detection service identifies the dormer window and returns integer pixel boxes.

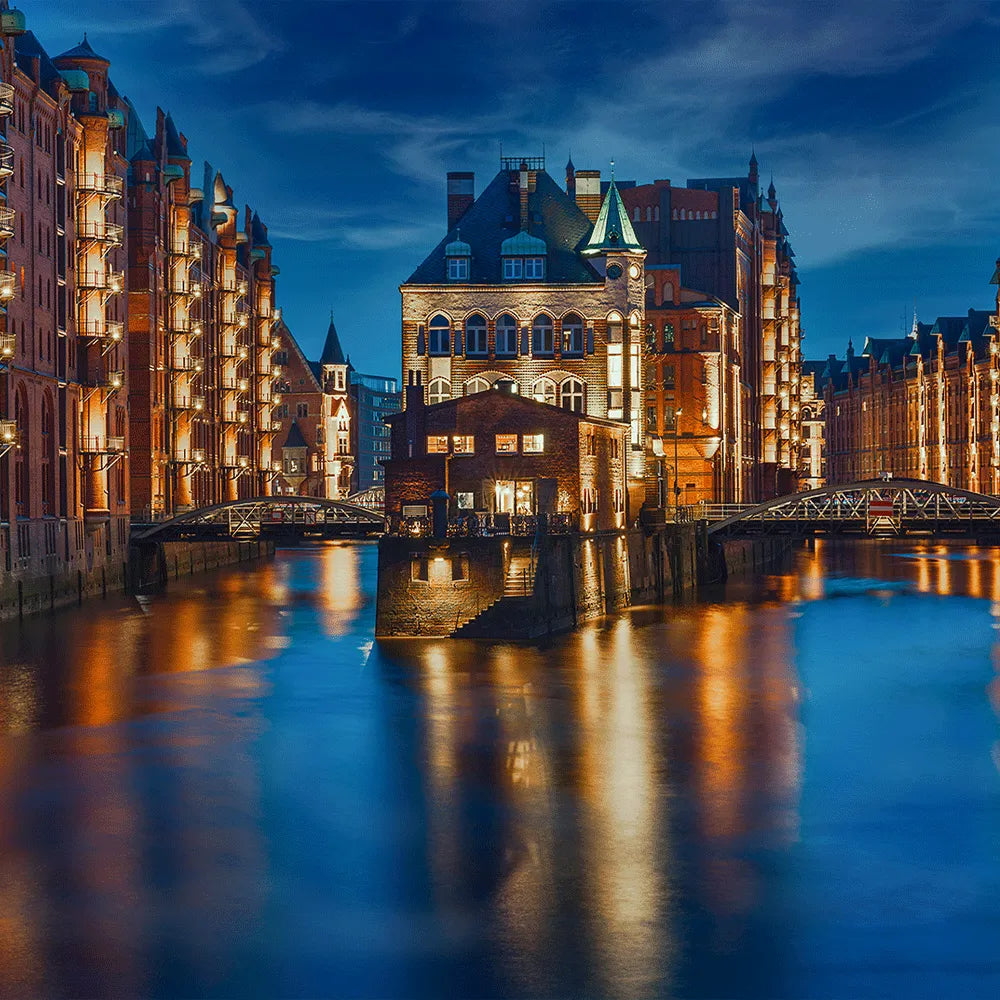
[444,231,471,282]
[500,230,547,282]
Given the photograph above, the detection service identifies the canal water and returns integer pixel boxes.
[1,539,1000,998]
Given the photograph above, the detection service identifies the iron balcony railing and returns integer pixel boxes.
[0,333,14,361]
[77,173,123,198]
[77,268,123,292]
[0,271,16,300]
[169,241,202,261]
[81,435,125,454]
[0,206,15,238]
[77,220,123,245]
[0,83,14,116]
[77,319,124,341]
[0,142,13,178]
[174,395,206,412]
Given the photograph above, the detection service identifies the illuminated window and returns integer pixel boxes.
[561,313,583,356]
[606,313,623,344]
[495,433,518,454]
[426,435,449,453]
[523,434,544,453]
[453,435,475,455]
[495,314,518,355]
[465,376,490,395]
[607,343,623,388]
[503,258,523,280]
[663,365,675,389]
[582,487,598,513]
[428,378,450,405]
[560,378,584,412]
[533,376,556,405]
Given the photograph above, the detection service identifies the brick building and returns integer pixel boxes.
[400,155,647,512]
[820,271,1000,490]
[799,360,827,489]
[271,315,353,497]
[613,153,802,501]
[384,380,628,534]
[0,9,133,601]
[125,109,280,517]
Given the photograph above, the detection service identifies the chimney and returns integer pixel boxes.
[405,372,426,457]
[519,160,530,231]
[447,172,474,229]
[575,170,602,222]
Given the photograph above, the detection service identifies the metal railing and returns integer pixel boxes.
[0,205,15,236]
[0,83,14,116]
[78,173,124,198]
[0,271,15,300]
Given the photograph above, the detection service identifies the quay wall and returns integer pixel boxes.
[376,524,790,639]
[0,537,274,621]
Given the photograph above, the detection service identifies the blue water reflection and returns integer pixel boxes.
[0,539,998,997]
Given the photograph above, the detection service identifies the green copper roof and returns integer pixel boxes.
[582,180,643,255]
[500,230,546,255]
[445,233,471,256]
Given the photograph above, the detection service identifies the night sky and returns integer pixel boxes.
[29,0,1000,378]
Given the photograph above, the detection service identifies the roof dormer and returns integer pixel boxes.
[500,230,546,281]
[444,230,471,281]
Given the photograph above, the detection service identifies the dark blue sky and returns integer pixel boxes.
[31,0,1000,377]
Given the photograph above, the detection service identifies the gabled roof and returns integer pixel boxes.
[274,319,322,393]
[582,180,643,255]
[14,32,65,92]
[862,336,912,368]
[406,168,601,285]
[164,114,189,161]
[54,35,109,65]
[250,211,270,247]
[283,420,308,449]
[319,315,346,366]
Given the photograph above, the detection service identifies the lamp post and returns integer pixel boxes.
[673,407,683,519]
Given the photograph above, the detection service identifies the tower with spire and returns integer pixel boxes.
[318,313,353,499]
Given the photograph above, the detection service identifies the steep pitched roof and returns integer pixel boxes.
[406,168,601,285]
[283,420,308,449]
[582,180,643,254]
[273,319,322,393]
[54,35,109,64]
[319,315,346,366]
[862,337,912,368]
[14,32,64,92]
[164,114,189,161]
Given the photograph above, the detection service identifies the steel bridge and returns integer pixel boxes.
[691,479,1000,537]
[131,496,386,542]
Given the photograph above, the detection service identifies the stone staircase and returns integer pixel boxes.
[451,550,538,638]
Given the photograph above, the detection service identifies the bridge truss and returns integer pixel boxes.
[132,496,386,542]
[695,479,1000,537]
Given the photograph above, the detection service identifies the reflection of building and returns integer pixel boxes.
[615,155,802,500]
[271,315,353,497]
[384,380,628,532]
[821,287,1000,489]
[400,155,647,510]
[349,368,399,492]
[799,361,827,489]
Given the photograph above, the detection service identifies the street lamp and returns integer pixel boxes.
[673,407,683,518]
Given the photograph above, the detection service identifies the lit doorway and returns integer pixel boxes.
[495,480,534,514]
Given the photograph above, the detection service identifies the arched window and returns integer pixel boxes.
[428,314,450,356]
[654,206,660,221]
[533,376,557,406]
[672,209,678,220]
[532,314,554,356]
[633,207,640,222]
[465,376,490,395]
[646,206,652,222]
[606,312,623,344]
[560,378,585,413]
[427,378,451,405]
[495,313,518,356]
[561,313,584,356]
[465,314,487,355]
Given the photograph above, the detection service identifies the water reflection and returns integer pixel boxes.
[1,539,1000,997]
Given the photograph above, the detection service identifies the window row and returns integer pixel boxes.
[671,208,718,220]
[427,375,585,412]
[420,311,635,358]
[426,433,544,455]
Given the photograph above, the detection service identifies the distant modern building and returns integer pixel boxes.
[820,275,1000,490]
[271,315,353,498]
[400,154,646,512]
[349,368,399,492]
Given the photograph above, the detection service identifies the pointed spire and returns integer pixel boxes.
[749,148,759,185]
[581,177,643,255]
[767,176,777,206]
[320,314,346,367]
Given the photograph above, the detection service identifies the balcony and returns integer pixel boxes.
[77,220,123,246]
[0,271,15,300]
[0,332,14,362]
[0,142,12,179]
[0,83,13,117]
[170,240,202,261]
[0,419,17,452]
[174,447,207,464]
[78,173,124,199]
[78,319,124,342]
[81,435,125,454]
[175,395,206,412]
[0,206,14,239]
[223,409,249,425]
[171,355,203,373]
